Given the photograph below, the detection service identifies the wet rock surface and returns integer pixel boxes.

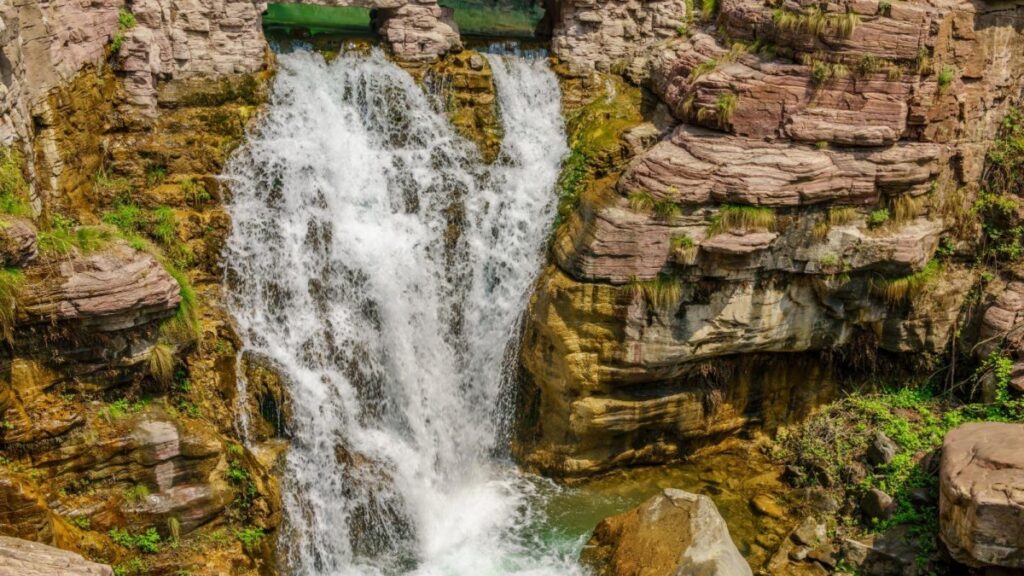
[581,487,752,576]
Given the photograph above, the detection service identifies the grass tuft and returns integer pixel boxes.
[708,204,776,235]
[628,191,655,212]
[148,342,176,385]
[871,260,941,304]
[0,268,23,343]
[628,274,683,310]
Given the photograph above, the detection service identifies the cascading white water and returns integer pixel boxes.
[222,47,582,576]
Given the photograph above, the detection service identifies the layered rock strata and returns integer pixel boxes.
[519,0,1024,476]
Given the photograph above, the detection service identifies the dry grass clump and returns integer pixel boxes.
[628,274,683,310]
[708,205,776,235]
[870,260,941,305]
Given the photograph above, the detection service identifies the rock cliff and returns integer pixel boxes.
[518,0,1024,476]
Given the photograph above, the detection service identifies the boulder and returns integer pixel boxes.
[17,243,181,332]
[0,536,112,576]
[866,432,898,467]
[861,488,895,523]
[842,525,922,576]
[0,216,37,267]
[581,488,752,576]
[940,422,1024,569]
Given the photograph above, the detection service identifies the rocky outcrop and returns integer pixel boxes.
[0,217,37,266]
[940,422,1024,569]
[581,488,752,576]
[0,536,112,576]
[519,0,1024,476]
[18,243,180,331]
[551,0,688,74]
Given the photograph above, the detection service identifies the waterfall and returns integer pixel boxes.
[222,48,579,575]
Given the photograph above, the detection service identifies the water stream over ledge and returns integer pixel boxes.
[221,46,796,576]
[222,47,580,575]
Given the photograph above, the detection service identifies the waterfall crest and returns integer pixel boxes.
[223,48,577,575]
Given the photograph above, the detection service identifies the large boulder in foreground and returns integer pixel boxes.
[581,488,752,576]
[940,422,1024,569]
[0,535,112,575]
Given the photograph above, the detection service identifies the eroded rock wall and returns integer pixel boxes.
[523,0,1024,476]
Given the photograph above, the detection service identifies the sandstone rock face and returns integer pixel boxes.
[0,535,112,576]
[518,0,1024,476]
[18,243,181,331]
[581,488,752,576]
[940,422,1024,569]
[551,0,688,74]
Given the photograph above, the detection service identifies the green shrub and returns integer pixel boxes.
[236,527,265,552]
[708,204,776,235]
[118,8,137,29]
[867,208,890,228]
[652,200,682,220]
[937,65,956,90]
[878,0,891,14]
[109,527,160,553]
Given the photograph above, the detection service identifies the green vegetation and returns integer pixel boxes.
[972,109,1024,263]
[700,0,718,20]
[937,65,957,91]
[808,59,850,86]
[627,190,655,212]
[867,208,890,228]
[652,200,682,220]
[111,9,137,55]
[671,233,699,264]
[181,178,211,208]
[98,398,148,423]
[123,484,150,504]
[0,267,23,344]
[236,527,265,552]
[688,59,719,82]
[777,378,1024,570]
[113,558,147,576]
[697,93,737,126]
[554,78,643,230]
[110,527,161,553]
[871,259,941,305]
[627,274,683,310]
[772,7,860,38]
[70,516,91,530]
[0,147,31,217]
[878,0,891,15]
[708,204,776,235]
